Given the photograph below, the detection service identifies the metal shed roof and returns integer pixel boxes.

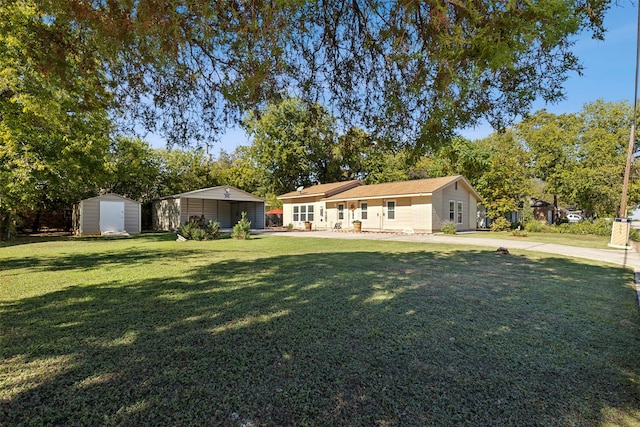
[158,186,265,202]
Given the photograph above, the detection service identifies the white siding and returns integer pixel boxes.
[282,197,326,230]
[411,196,431,233]
[438,181,476,232]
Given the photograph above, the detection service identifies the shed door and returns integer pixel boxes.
[100,201,125,232]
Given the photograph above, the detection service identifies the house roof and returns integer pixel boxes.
[324,175,482,202]
[278,180,363,200]
[159,186,265,202]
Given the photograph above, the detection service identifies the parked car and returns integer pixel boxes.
[567,213,582,223]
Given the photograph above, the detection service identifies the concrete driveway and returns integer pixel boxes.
[259,229,640,273]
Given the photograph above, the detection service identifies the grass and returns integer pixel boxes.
[454,231,613,249]
[1,233,640,426]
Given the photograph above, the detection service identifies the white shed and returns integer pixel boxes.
[72,194,142,236]
[152,186,266,231]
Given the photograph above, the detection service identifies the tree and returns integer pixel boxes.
[516,110,580,219]
[0,2,112,237]
[11,0,608,148]
[155,148,210,197]
[474,130,531,220]
[104,137,160,202]
[242,99,340,196]
[568,100,635,216]
[409,137,491,185]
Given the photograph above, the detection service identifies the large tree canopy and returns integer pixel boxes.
[12,0,609,147]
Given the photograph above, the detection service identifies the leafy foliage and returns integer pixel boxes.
[490,217,513,232]
[12,0,608,148]
[441,221,457,235]
[474,130,531,220]
[178,219,222,241]
[0,2,113,236]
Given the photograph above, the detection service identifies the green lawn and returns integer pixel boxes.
[1,234,640,426]
[454,230,613,249]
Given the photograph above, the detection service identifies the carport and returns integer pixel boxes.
[152,186,265,231]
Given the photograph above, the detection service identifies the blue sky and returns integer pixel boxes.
[156,2,639,155]
[460,1,639,140]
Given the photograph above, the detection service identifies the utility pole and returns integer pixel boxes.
[610,3,640,247]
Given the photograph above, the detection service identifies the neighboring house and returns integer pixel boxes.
[73,193,141,236]
[530,198,555,224]
[278,176,482,233]
[152,186,265,231]
[278,180,363,229]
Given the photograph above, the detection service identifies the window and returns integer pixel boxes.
[387,201,396,220]
[457,201,463,224]
[338,204,344,220]
[449,201,455,221]
[293,204,315,222]
[360,202,368,220]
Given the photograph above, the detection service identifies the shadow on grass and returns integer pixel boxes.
[2,245,640,425]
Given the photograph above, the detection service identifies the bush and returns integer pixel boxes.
[204,220,222,240]
[232,212,251,240]
[178,219,222,241]
[490,217,512,232]
[524,220,545,233]
[441,221,457,235]
[588,218,613,236]
[178,220,199,240]
[630,227,640,242]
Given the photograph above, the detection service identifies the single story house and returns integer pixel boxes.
[152,186,265,231]
[72,193,141,236]
[278,176,482,233]
[277,180,363,229]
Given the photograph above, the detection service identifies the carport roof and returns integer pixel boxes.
[158,186,265,202]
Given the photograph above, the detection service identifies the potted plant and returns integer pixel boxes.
[352,219,362,232]
[304,221,312,231]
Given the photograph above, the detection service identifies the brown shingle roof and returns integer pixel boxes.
[324,176,481,201]
[278,180,363,199]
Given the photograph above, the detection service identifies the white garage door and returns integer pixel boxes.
[100,201,125,232]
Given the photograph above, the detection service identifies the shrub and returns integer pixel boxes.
[232,212,251,240]
[524,220,545,233]
[286,223,294,230]
[204,220,222,240]
[630,227,640,242]
[178,220,199,240]
[178,219,222,241]
[490,217,512,232]
[589,218,613,236]
[190,228,207,241]
[441,221,457,235]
